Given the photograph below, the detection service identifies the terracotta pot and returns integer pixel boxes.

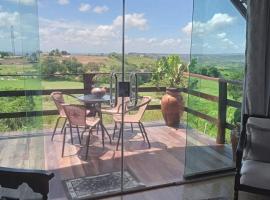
[91,87,106,98]
[161,88,184,127]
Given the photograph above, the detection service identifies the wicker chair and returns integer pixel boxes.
[113,96,151,150]
[62,104,100,160]
[50,92,84,141]
[101,97,134,132]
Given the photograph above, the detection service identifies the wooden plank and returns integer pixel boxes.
[184,72,220,82]
[217,81,227,144]
[225,123,235,130]
[0,110,58,119]
[227,99,241,108]
[185,107,218,125]
[83,74,95,93]
[0,89,88,97]
[182,88,219,102]
[138,87,166,92]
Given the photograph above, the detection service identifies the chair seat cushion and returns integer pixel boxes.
[101,108,120,115]
[113,114,139,123]
[247,117,270,130]
[245,117,270,162]
[241,160,270,190]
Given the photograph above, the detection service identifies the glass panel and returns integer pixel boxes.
[0,0,44,198]
[0,0,42,137]
[185,0,246,177]
[37,1,123,199]
[123,0,193,191]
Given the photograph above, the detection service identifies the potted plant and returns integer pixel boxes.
[152,55,187,127]
[231,108,241,161]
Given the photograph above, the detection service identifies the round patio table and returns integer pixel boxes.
[77,94,112,147]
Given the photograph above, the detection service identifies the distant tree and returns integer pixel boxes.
[109,52,121,60]
[26,52,39,63]
[208,66,221,78]
[54,49,61,56]
[200,67,208,76]
[49,49,61,56]
[62,57,82,73]
[188,59,199,89]
[0,52,10,58]
[61,50,70,55]
[188,58,198,73]
[39,57,66,78]
[227,72,243,101]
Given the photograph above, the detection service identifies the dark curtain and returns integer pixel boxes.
[244,0,270,116]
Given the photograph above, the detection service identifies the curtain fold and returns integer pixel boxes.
[244,0,270,116]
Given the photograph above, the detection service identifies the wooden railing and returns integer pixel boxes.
[0,72,242,144]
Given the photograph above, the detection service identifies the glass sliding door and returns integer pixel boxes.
[184,0,246,177]
[42,1,124,199]
[122,0,193,191]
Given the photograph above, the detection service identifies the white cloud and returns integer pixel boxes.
[113,13,147,30]
[79,3,91,12]
[202,43,211,48]
[5,0,35,6]
[217,32,226,39]
[182,13,241,53]
[93,5,109,14]
[57,0,69,5]
[0,11,19,27]
[147,38,157,44]
[160,38,181,46]
[125,37,189,54]
[183,13,235,36]
[182,22,192,35]
[221,38,238,49]
[39,13,148,53]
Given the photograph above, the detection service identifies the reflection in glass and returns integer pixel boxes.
[185,0,246,177]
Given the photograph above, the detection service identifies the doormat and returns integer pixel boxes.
[63,171,145,199]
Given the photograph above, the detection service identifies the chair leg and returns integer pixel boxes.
[81,127,87,141]
[96,124,99,135]
[140,122,151,148]
[116,124,123,151]
[61,127,67,157]
[102,123,112,144]
[85,128,92,160]
[60,118,67,134]
[70,126,74,145]
[112,122,117,140]
[76,126,81,144]
[51,117,61,141]
[130,123,133,132]
[101,123,105,148]
[138,123,145,141]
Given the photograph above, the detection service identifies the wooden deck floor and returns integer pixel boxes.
[0,123,234,199]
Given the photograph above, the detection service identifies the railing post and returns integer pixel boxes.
[217,79,227,144]
[83,73,95,94]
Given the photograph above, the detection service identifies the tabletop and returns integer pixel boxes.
[77,94,111,104]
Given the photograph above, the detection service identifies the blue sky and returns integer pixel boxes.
[0,0,246,54]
